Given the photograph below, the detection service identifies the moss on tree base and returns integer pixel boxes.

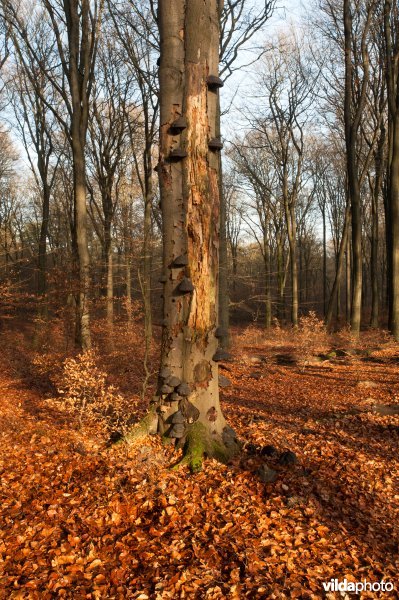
[117,412,240,472]
[172,422,239,473]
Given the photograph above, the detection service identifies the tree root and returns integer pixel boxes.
[118,408,158,445]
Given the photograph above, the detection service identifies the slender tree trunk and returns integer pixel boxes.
[283,197,298,326]
[322,203,327,316]
[72,134,91,351]
[326,201,351,327]
[231,249,238,291]
[125,246,132,324]
[344,0,362,337]
[288,207,298,326]
[370,179,380,328]
[142,159,153,354]
[346,233,351,323]
[390,111,399,338]
[37,181,50,310]
[264,234,271,329]
[106,243,113,325]
[218,159,230,347]
[217,102,230,349]
[349,162,362,335]
[276,238,284,321]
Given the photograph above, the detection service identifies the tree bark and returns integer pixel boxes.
[384,0,399,339]
[218,142,230,348]
[326,201,351,328]
[72,135,91,350]
[148,0,238,469]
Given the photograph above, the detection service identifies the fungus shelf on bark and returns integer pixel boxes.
[177,277,194,294]
[161,384,174,395]
[206,75,224,89]
[166,375,181,388]
[171,254,188,268]
[171,410,185,424]
[176,382,191,397]
[212,349,233,362]
[160,367,171,380]
[158,274,167,283]
[170,116,187,132]
[161,319,168,327]
[169,423,186,438]
[153,163,161,172]
[208,138,223,151]
[169,148,187,160]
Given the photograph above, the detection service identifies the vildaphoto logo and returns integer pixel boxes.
[322,579,394,594]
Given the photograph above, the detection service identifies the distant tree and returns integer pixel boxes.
[87,36,131,327]
[384,0,399,340]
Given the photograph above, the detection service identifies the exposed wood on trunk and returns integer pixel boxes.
[156,0,237,461]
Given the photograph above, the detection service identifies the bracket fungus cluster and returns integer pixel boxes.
[157,369,200,443]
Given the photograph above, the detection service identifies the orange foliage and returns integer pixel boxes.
[0,320,398,598]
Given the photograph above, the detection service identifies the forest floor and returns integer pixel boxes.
[0,320,399,599]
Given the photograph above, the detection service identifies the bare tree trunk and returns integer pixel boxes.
[106,243,113,324]
[322,202,327,317]
[390,111,399,338]
[264,232,271,329]
[346,233,351,323]
[370,177,380,328]
[72,135,91,350]
[38,181,50,307]
[142,160,153,359]
[146,0,238,469]
[326,201,351,328]
[125,247,132,324]
[218,147,230,348]
[284,198,298,326]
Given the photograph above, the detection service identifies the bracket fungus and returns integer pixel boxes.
[206,75,224,89]
[176,382,191,397]
[170,116,187,132]
[171,254,188,268]
[177,277,194,294]
[169,148,187,160]
[208,137,223,151]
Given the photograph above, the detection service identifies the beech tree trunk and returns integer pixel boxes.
[326,201,351,328]
[218,151,230,348]
[146,0,238,468]
[72,133,91,350]
[385,0,399,339]
[37,177,50,306]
